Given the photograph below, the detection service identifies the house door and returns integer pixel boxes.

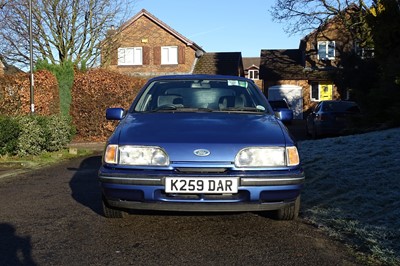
[268,85,303,119]
[319,83,333,100]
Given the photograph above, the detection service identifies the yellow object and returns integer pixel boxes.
[319,84,333,100]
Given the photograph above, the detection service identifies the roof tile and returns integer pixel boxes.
[193,52,243,76]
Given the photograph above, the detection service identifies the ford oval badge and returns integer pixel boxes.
[194,149,210,157]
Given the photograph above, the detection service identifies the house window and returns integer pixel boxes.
[118,47,143,65]
[317,41,335,60]
[248,70,259,80]
[354,42,375,59]
[161,46,178,65]
[310,82,333,101]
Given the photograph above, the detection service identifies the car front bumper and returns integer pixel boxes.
[99,168,305,212]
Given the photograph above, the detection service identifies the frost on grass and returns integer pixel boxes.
[298,128,400,265]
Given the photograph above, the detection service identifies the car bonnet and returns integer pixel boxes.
[113,112,289,162]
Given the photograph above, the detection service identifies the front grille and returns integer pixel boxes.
[175,167,228,174]
[159,190,249,201]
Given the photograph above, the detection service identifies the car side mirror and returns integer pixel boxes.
[275,109,294,122]
[106,108,125,120]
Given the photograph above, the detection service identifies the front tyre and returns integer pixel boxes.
[275,196,300,220]
[102,197,127,218]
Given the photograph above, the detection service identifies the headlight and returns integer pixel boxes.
[104,145,170,166]
[235,146,299,167]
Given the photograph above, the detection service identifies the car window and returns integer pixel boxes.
[322,102,360,113]
[342,103,361,113]
[269,100,289,109]
[132,79,269,113]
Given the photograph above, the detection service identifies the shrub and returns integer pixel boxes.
[0,115,74,156]
[16,116,46,156]
[0,116,20,155]
[40,115,73,152]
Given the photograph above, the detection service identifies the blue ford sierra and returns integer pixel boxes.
[99,75,305,219]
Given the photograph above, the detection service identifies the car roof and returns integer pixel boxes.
[269,100,286,102]
[148,74,253,82]
[321,100,357,104]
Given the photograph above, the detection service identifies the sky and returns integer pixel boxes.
[132,0,303,57]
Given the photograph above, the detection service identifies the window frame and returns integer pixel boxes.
[117,47,143,66]
[161,46,178,65]
[317,41,335,60]
[248,69,259,80]
[311,82,320,101]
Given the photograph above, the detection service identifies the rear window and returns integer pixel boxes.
[322,102,360,113]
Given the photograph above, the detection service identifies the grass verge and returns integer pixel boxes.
[0,148,95,174]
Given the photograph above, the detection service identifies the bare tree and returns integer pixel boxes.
[0,0,7,9]
[0,0,136,69]
[270,0,376,44]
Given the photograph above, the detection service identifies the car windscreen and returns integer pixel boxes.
[132,79,270,113]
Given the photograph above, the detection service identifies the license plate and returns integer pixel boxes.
[165,177,238,194]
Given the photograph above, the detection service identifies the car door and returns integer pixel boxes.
[306,102,322,137]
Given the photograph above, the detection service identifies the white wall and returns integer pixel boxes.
[268,85,303,119]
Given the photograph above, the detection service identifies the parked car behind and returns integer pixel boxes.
[306,100,362,138]
[268,99,294,122]
[99,75,304,220]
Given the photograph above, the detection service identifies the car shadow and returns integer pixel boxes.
[69,155,103,216]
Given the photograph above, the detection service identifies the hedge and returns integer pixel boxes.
[0,70,60,116]
[0,115,72,156]
[70,69,147,141]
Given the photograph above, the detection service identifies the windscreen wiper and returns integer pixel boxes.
[151,106,214,113]
[221,106,266,113]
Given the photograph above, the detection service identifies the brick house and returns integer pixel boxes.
[101,9,205,77]
[259,15,361,119]
[242,57,262,88]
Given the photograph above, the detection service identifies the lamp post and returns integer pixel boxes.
[29,0,34,114]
